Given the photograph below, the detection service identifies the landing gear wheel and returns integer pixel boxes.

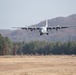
[47,33,49,35]
[40,33,43,35]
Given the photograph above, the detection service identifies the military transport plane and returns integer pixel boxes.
[12,19,74,35]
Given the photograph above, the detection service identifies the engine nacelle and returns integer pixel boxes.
[53,26,61,31]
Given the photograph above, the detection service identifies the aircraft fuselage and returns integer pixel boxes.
[39,27,48,35]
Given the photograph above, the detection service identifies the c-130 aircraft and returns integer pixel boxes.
[13,19,75,35]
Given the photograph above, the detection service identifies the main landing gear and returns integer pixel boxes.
[40,33,43,35]
[40,33,49,35]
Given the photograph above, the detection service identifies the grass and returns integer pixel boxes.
[0,55,76,75]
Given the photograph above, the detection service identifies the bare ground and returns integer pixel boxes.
[0,55,76,75]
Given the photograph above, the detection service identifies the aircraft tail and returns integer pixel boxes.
[45,19,48,27]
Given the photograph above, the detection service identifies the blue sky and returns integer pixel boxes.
[0,0,76,29]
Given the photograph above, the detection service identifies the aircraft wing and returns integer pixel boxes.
[48,26,68,29]
[21,27,40,30]
[47,26,68,30]
[47,25,76,30]
[12,27,40,31]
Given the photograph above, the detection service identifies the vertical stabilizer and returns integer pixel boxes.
[46,19,48,27]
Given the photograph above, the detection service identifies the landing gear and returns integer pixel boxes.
[40,33,43,35]
[40,33,49,35]
[47,33,49,35]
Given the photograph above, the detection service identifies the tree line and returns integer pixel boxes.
[0,34,76,55]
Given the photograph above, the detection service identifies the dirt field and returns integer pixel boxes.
[0,55,76,75]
